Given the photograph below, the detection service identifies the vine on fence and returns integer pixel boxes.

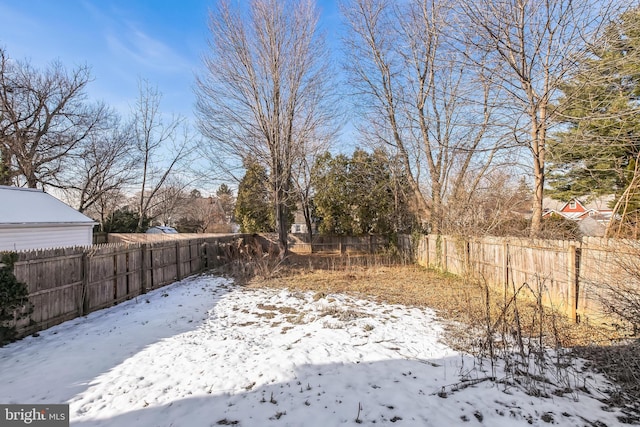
[0,252,33,346]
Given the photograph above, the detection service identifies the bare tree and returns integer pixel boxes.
[459,0,616,236]
[342,0,502,235]
[195,0,338,253]
[0,50,11,185]
[178,191,228,233]
[56,111,137,214]
[291,134,333,241]
[133,79,189,232]
[85,188,130,232]
[149,180,189,227]
[0,47,107,188]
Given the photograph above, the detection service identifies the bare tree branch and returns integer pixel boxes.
[0,47,107,189]
[196,0,339,252]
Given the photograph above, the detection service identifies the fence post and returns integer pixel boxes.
[503,241,509,288]
[465,239,471,276]
[201,242,209,271]
[442,236,448,271]
[125,250,130,296]
[425,236,430,267]
[112,251,118,301]
[176,241,182,281]
[81,251,90,315]
[213,239,220,268]
[568,243,578,322]
[140,243,147,294]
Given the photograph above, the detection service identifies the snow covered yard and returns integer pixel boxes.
[0,274,625,426]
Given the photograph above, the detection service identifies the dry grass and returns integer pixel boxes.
[228,251,640,420]
[244,254,618,349]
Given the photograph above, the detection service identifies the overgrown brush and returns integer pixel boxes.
[464,274,582,394]
[240,252,636,419]
[218,238,286,283]
[451,271,640,421]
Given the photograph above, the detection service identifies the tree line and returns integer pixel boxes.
[200,0,640,249]
[2,0,640,246]
[0,48,199,231]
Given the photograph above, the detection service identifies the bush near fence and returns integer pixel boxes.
[5,234,251,339]
[416,234,640,327]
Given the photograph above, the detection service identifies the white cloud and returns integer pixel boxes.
[106,23,192,73]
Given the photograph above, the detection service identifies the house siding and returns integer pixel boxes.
[0,225,93,251]
[559,199,586,213]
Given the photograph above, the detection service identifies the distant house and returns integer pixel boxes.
[542,197,614,236]
[0,186,97,251]
[290,208,315,235]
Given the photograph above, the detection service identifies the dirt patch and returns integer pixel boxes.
[319,307,367,321]
[256,304,278,311]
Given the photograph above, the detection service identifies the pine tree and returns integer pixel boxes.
[311,152,353,235]
[549,8,640,212]
[234,160,274,233]
[312,149,415,235]
[102,208,150,233]
[216,184,235,224]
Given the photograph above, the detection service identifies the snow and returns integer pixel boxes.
[0,274,624,426]
[0,186,95,225]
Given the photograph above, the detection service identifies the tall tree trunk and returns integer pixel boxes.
[274,186,289,256]
[276,201,289,256]
[0,147,11,185]
[430,180,443,235]
[530,103,546,238]
[303,201,313,243]
[531,154,545,237]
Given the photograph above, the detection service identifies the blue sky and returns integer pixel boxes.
[0,0,344,123]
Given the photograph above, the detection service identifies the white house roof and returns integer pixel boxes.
[0,186,96,225]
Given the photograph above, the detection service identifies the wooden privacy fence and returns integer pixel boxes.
[8,234,250,337]
[415,235,640,325]
[288,234,394,254]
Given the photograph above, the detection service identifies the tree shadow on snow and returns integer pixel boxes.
[0,274,233,404]
[69,355,621,427]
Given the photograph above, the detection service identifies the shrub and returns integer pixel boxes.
[0,252,33,345]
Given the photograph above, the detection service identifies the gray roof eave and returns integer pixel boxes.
[0,222,97,228]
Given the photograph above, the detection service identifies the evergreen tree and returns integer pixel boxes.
[549,8,640,212]
[0,253,33,345]
[234,160,274,233]
[312,153,353,234]
[0,149,10,186]
[312,149,416,235]
[350,149,394,234]
[102,207,150,233]
[216,184,235,224]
